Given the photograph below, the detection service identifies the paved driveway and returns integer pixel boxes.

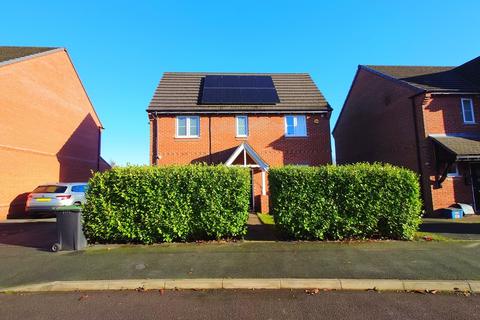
[0,219,56,251]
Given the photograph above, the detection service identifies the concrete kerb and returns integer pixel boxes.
[2,279,479,293]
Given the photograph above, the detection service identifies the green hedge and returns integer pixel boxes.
[269,163,422,240]
[82,165,250,243]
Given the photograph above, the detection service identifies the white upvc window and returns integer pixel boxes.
[236,115,248,137]
[285,115,307,137]
[461,98,475,124]
[176,116,199,138]
[447,162,460,177]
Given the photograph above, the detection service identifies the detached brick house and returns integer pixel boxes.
[334,56,480,214]
[147,72,332,212]
[0,46,109,219]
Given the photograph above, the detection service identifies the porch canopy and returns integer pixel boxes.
[431,135,480,186]
[431,135,480,162]
[224,142,269,195]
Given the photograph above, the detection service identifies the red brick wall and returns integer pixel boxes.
[152,113,332,212]
[0,50,104,219]
[334,68,420,171]
[418,94,480,212]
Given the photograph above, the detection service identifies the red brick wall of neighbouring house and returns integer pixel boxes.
[151,113,332,212]
[334,68,420,171]
[0,50,106,219]
[418,94,480,212]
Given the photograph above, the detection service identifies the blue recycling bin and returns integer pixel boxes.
[442,207,464,219]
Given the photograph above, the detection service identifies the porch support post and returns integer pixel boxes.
[261,170,266,196]
[243,149,247,166]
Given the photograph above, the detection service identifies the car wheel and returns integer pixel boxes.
[51,243,61,252]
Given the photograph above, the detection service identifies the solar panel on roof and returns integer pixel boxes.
[200,75,280,105]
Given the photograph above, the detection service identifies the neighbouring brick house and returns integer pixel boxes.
[147,72,332,212]
[0,46,109,219]
[333,56,480,214]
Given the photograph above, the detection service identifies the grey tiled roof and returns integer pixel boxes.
[431,136,480,158]
[147,72,330,113]
[365,56,480,92]
[0,46,58,64]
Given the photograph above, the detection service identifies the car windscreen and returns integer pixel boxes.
[32,185,68,193]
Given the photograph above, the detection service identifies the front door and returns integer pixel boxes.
[470,164,480,212]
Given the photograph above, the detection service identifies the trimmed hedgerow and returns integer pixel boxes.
[269,163,422,240]
[82,165,250,243]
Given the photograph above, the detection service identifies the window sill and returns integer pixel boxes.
[285,135,308,139]
[175,136,200,140]
[463,122,476,125]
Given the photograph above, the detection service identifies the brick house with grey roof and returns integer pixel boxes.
[334,56,480,214]
[147,72,332,212]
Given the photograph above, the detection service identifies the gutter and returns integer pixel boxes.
[146,110,331,115]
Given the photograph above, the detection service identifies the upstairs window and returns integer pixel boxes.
[461,98,475,124]
[236,116,248,137]
[176,116,199,138]
[285,115,307,137]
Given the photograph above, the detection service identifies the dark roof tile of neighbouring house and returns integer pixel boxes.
[147,72,331,113]
[364,56,480,93]
[0,46,59,65]
[431,135,480,160]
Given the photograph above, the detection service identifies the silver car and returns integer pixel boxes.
[26,182,88,214]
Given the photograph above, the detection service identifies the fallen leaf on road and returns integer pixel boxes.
[135,287,145,292]
[78,295,89,301]
[305,289,320,295]
[159,289,165,295]
[458,290,472,296]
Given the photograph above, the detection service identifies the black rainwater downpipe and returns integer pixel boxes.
[410,94,426,208]
[208,115,212,164]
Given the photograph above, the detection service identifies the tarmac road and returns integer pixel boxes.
[0,290,478,320]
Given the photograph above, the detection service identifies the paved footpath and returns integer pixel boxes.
[1,290,479,320]
[2,239,480,289]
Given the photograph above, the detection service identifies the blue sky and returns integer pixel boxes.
[2,1,479,165]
